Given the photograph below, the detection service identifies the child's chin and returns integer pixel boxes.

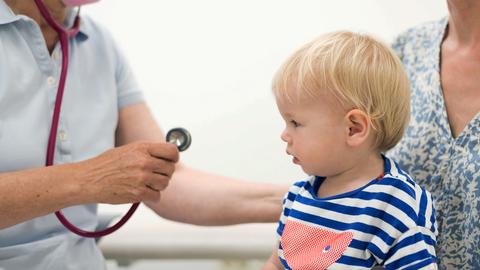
[301,167,313,176]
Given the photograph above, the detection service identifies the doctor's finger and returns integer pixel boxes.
[147,158,176,177]
[148,143,179,162]
[145,173,171,191]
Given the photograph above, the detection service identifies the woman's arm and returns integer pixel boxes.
[116,102,288,225]
[0,163,87,229]
[0,103,179,229]
[0,141,178,229]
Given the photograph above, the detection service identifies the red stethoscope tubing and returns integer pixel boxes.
[34,0,139,238]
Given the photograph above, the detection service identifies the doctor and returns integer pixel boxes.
[0,0,286,269]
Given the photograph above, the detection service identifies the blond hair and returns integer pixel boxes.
[272,31,410,152]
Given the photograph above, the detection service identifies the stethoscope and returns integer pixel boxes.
[33,0,191,238]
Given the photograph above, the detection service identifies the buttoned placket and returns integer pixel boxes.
[50,45,73,164]
[24,15,73,165]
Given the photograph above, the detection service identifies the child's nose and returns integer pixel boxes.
[281,130,291,143]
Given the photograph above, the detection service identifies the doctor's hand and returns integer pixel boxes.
[76,142,179,204]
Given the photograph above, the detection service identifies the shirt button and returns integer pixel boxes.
[53,51,60,60]
[47,76,56,85]
[58,131,68,141]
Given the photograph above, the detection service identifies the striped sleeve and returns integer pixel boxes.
[383,188,437,270]
[276,180,306,240]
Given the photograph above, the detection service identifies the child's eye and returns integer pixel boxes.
[290,120,300,127]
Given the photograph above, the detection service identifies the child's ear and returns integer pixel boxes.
[344,109,370,147]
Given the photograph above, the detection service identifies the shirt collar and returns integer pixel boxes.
[65,8,89,40]
[0,0,16,24]
[0,0,89,40]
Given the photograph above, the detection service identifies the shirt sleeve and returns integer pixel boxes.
[77,15,145,110]
[113,44,145,109]
[383,226,437,270]
[383,189,438,270]
[276,181,305,241]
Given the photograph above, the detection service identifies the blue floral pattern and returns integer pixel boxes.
[389,17,480,270]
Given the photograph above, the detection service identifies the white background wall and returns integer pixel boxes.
[85,0,447,187]
[84,1,447,268]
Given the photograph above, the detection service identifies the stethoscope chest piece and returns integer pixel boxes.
[166,127,191,152]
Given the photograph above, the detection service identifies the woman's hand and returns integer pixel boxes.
[77,141,179,204]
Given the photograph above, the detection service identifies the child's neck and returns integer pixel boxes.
[316,152,384,198]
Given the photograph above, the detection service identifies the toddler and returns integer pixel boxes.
[262,31,437,270]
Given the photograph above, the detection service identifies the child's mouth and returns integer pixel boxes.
[292,156,299,164]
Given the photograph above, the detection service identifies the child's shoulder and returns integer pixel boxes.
[282,176,316,203]
[380,157,420,198]
[290,176,316,191]
[376,157,435,224]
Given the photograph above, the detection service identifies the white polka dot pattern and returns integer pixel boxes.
[281,220,353,270]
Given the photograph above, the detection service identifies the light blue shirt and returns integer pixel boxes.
[0,1,144,269]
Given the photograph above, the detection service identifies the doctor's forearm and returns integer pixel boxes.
[146,166,287,225]
[0,141,179,229]
[0,163,89,229]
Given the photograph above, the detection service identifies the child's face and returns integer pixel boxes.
[277,95,349,177]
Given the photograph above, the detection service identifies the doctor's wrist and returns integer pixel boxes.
[49,162,93,207]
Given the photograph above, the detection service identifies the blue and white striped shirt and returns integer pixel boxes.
[276,156,437,270]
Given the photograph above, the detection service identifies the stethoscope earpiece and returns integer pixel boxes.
[166,127,192,152]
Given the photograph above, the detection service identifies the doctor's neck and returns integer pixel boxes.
[5,0,68,53]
